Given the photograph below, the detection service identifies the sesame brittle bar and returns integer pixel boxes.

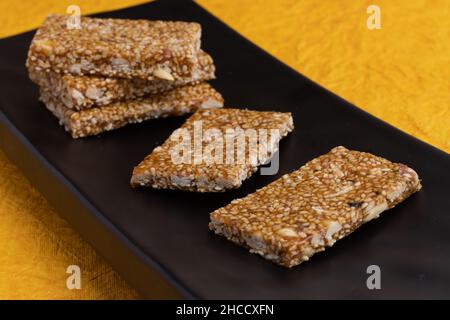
[30,51,216,110]
[27,15,201,81]
[39,82,223,139]
[209,146,422,267]
[131,108,294,192]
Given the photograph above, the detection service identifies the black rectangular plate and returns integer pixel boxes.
[1,0,449,299]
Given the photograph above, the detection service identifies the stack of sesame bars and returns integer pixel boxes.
[26,15,224,138]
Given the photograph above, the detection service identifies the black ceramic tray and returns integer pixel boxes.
[1,0,449,299]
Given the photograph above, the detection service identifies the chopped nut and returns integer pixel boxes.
[364,201,388,222]
[153,67,174,81]
[311,233,324,247]
[277,228,298,238]
[85,86,103,100]
[325,221,342,241]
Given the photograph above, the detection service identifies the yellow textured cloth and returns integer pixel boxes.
[0,0,448,299]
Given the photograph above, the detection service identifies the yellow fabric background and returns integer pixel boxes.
[0,0,448,299]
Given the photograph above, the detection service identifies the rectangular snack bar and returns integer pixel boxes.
[30,51,216,110]
[131,108,294,192]
[39,82,223,139]
[27,15,201,81]
[209,146,422,267]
